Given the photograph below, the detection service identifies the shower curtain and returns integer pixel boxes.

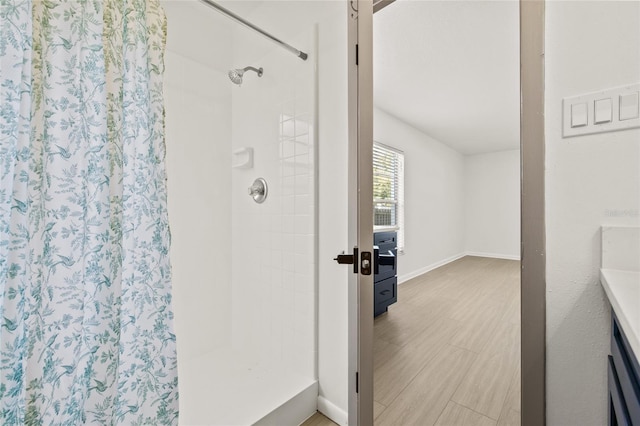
[0,0,178,424]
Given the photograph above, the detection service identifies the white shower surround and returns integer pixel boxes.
[230,29,317,380]
[164,2,318,424]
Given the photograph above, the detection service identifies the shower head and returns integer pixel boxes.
[228,66,263,86]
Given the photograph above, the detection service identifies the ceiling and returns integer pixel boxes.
[374,1,520,155]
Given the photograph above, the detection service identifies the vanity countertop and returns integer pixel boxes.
[601,268,640,357]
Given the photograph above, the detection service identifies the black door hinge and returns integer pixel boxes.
[356,44,359,65]
[356,372,359,393]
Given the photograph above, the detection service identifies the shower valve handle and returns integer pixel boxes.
[248,184,263,196]
[247,178,268,204]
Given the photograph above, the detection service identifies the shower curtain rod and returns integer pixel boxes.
[199,0,308,61]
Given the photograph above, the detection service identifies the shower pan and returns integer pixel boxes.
[162,1,319,424]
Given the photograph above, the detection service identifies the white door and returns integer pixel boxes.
[345,1,374,424]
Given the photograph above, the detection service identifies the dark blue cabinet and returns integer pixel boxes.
[374,231,397,317]
[609,314,640,425]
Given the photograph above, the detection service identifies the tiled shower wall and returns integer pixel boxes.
[230,29,317,378]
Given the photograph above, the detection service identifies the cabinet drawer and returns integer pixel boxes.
[609,355,631,426]
[374,276,397,317]
[612,315,640,423]
[375,276,397,304]
[374,231,397,249]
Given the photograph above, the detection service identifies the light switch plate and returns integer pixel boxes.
[594,98,612,124]
[620,92,639,121]
[571,103,588,127]
[563,83,640,137]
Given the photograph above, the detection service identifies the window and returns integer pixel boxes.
[373,142,405,252]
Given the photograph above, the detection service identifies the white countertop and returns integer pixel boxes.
[601,268,640,357]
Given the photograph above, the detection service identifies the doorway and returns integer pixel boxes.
[347,1,546,425]
[372,1,521,423]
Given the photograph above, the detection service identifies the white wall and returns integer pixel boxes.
[373,108,522,281]
[164,49,232,362]
[465,150,520,260]
[374,108,466,282]
[316,7,350,423]
[545,1,640,424]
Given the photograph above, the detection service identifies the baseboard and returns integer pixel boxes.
[397,252,466,284]
[465,251,521,261]
[398,251,521,284]
[317,396,348,426]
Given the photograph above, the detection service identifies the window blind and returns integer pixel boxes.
[373,142,404,251]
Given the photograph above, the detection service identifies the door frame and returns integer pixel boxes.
[347,1,374,425]
[520,0,546,424]
[347,0,546,424]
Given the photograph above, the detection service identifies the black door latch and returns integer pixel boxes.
[334,247,372,275]
[334,247,359,274]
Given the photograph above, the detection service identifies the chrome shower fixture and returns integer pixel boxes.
[228,66,263,86]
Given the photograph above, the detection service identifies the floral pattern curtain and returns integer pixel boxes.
[0,0,178,424]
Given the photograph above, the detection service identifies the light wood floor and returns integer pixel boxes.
[302,412,339,426]
[303,256,521,426]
